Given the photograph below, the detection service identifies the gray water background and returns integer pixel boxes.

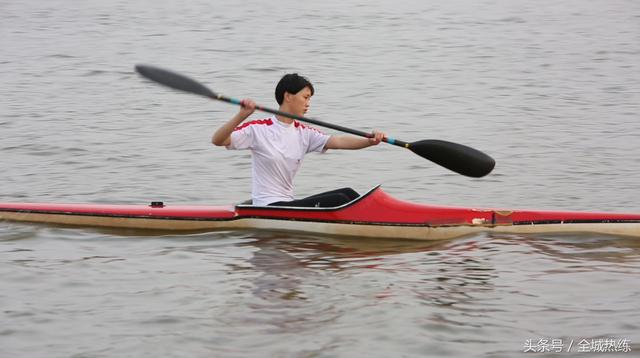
[1,0,640,357]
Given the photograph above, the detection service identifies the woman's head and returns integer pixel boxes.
[275,73,314,105]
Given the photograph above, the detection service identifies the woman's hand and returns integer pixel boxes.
[368,130,385,145]
[238,98,257,118]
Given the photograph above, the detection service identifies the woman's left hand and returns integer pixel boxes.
[368,130,385,145]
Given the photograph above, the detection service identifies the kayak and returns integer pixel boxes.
[1,186,640,240]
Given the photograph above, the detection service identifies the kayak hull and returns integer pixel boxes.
[2,186,640,240]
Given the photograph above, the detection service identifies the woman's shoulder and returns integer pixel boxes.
[293,121,326,135]
[234,117,274,132]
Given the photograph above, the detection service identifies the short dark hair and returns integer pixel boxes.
[275,73,314,105]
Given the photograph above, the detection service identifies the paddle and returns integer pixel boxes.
[134,64,495,177]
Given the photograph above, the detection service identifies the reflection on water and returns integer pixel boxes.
[242,235,450,301]
[523,234,640,265]
[1,222,640,356]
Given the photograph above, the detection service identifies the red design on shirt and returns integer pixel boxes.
[293,121,325,134]
[234,118,274,131]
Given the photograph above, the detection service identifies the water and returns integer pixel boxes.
[2,0,640,356]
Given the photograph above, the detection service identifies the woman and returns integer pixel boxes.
[212,73,384,207]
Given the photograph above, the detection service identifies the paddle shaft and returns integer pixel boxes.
[212,94,409,147]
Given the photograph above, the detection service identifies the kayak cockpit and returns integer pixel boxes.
[234,185,380,211]
[233,186,484,226]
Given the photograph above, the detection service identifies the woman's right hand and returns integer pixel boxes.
[238,98,257,118]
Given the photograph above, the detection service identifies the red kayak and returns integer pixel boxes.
[1,186,639,240]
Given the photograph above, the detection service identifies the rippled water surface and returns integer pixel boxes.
[2,0,640,357]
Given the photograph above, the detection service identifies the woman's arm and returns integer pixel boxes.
[324,130,385,150]
[211,99,256,146]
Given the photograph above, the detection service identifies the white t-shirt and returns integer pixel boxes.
[227,115,331,206]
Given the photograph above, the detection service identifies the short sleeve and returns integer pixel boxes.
[226,126,254,150]
[306,128,331,153]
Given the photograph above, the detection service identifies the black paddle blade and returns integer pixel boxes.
[409,140,495,177]
[135,64,216,98]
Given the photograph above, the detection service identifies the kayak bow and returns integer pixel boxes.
[1,186,640,240]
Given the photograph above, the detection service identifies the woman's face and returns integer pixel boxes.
[285,86,312,116]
